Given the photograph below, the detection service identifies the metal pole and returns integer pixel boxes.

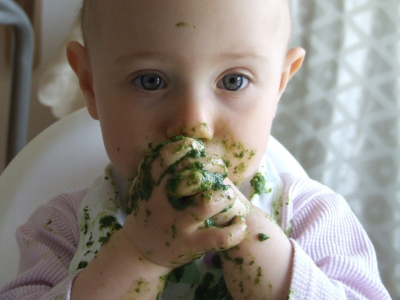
[0,0,34,165]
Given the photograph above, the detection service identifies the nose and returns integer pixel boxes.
[166,91,214,140]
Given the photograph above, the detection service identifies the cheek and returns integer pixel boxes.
[205,131,269,185]
[100,119,150,179]
[210,104,276,184]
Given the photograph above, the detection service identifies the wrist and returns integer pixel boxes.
[103,229,172,279]
[72,229,171,300]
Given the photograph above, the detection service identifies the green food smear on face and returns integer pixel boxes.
[258,233,269,242]
[250,172,266,197]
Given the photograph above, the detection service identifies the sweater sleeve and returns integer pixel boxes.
[0,188,87,300]
[280,174,391,300]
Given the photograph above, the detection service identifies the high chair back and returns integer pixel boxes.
[0,108,307,287]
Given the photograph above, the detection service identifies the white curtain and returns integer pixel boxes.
[272,1,400,298]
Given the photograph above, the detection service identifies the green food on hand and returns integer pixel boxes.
[258,233,269,242]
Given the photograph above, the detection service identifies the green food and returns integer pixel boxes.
[168,265,185,282]
[194,273,233,300]
[255,266,263,284]
[99,215,122,232]
[176,21,189,27]
[234,257,244,265]
[212,252,222,269]
[204,218,216,228]
[77,261,88,269]
[250,172,266,196]
[258,233,269,242]
[220,204,233,214]
[127,136,186,214]
[168,195,196,211]
[127,135,230,213]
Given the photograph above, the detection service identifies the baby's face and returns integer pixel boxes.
[86,0,291,183]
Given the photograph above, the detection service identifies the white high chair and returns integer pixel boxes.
[0,107,308,287]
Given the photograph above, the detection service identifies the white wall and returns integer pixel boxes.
[0,0,82,173]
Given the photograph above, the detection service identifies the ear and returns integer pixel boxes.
[66,41,98,120]
[278,47,306,96]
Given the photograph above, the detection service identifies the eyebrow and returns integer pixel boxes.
[115,51,268,64]
[217,51,269,63]
[115,52,170,64]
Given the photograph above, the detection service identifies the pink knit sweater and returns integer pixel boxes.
[0,173,391,299]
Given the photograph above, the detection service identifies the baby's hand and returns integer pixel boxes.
[122,136,248,269]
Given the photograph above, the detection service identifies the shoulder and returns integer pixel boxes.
[31,188,89,223]
[45,188,89,213]
[280,173,337,199]
[278,173,358,235]
[279,172,348,212]
[19,188,89,245]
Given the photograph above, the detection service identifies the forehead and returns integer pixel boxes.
[87,0,290,61]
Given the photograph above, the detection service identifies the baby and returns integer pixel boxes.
[0,0,391,299]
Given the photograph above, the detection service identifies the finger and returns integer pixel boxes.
[127,137,204,213]
[175,156,228,177]
[178,188,236,226]
[151,137,205,182]
[193,216,247,251]
[208,177,251,223]
[211,191,250,227]
[166,168,218,197]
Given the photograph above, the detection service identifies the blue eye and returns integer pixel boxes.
[218,74,249,91]
[133,74,165,90]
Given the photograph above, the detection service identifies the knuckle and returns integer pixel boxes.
[218,230,235,250]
